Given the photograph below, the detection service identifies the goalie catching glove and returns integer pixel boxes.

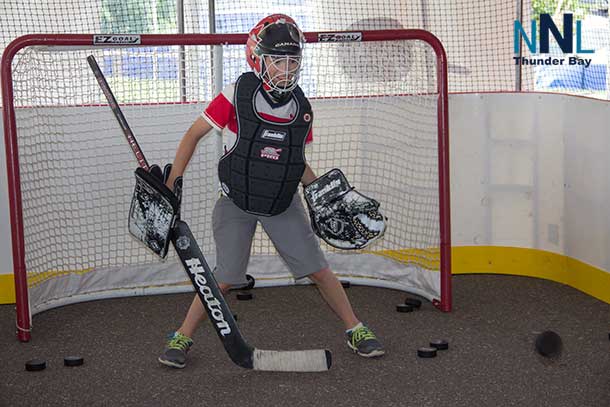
[303,168,386,250]
[128,164,182,258]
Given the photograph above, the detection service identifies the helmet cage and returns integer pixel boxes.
[259,54,302,93]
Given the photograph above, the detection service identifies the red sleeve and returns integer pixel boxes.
[203,92,234,130]
[305,128,313,144]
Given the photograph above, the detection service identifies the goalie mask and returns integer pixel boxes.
[304,169,387,250]
[246,14,304,101]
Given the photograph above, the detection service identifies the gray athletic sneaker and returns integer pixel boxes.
[158,331,193,369]
[346,324,385,358]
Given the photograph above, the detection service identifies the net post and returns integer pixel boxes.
[2,36,32,341]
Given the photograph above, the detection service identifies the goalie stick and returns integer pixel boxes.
[86,55,331,372]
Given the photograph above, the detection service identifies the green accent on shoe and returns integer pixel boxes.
[347,325,385,358]
[158,332,194,369]
[167,332,193,351]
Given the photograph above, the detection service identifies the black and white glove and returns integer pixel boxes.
[128,164,183,258]
[303,168,386,250]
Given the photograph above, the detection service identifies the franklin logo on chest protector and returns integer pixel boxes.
[261,129,287,141]
[217,72,311,216]
[260,146,282,160]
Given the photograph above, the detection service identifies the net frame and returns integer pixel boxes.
[1,30,451,342]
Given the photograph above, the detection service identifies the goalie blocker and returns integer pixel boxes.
[128,163,182,258]
[303,168,387,250]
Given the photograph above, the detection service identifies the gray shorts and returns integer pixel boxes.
[212,194,329,286]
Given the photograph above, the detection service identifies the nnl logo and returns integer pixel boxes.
[514,14,594,54]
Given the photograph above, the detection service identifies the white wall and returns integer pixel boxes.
[563,98,610,271]
[450,92,609,275]
[0,117,12,275]
[451,93,565,251]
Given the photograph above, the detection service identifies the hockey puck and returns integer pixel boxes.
[245,274,255,290]
[64,356,84,367]
[236,291,253,301]
[341,281,351,288]
[229,274,256,291]
[430,339,449,350]
[404,297,422,309]
[417,347,437,358]
[535,330,562,357]
[25,359,46,371]
[396,304,414,313]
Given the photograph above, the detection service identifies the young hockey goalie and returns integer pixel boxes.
[158,14,386,369]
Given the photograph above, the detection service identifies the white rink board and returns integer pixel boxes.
[2,92,610,305]
[450,92,610,274]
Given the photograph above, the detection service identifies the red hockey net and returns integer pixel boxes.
[2,30,450,341]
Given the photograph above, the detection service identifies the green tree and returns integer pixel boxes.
[531,0,593,20]
[156,0,177,32]
[101,0,176,34]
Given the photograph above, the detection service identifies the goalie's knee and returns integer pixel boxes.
[308,267,333,284]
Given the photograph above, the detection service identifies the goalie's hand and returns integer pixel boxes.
[303,168,387,250]
[156,163,183,213]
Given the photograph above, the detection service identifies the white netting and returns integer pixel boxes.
[7,35,446,313]
[2,0,608,99]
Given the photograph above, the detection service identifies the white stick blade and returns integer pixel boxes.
[252,349,331,372]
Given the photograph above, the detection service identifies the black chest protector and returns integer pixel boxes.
[218,72,312,216]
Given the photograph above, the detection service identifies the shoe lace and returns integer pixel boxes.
[167,333,192,351]
[351,326,377,344]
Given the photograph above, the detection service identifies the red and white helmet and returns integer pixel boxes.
[246,14,304,95]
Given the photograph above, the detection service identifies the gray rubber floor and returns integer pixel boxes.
[1,274,609,407]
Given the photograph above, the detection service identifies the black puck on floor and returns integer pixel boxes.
[396,304,414,313]
[25,359,46,371]
[229,274,256,291]
[245,274,255,290]
[417,347,437,358]
[236,291,253,301]
[64,356,84,367]
[430,339,449,350]
[535,330,562,357]
[341,281,351,288]
[404,297,422,309]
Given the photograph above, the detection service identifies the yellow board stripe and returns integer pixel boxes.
[452,246,610,304]
[1,247,609,304]
[367,248,440,270]
[0,274,15,304]
[26,268,95,288]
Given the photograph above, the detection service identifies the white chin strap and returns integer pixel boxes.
[261,54,302,93]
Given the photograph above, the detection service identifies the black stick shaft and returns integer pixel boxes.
[86,55,149,171]
[87,56,252,367]
[172,220,255,368]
